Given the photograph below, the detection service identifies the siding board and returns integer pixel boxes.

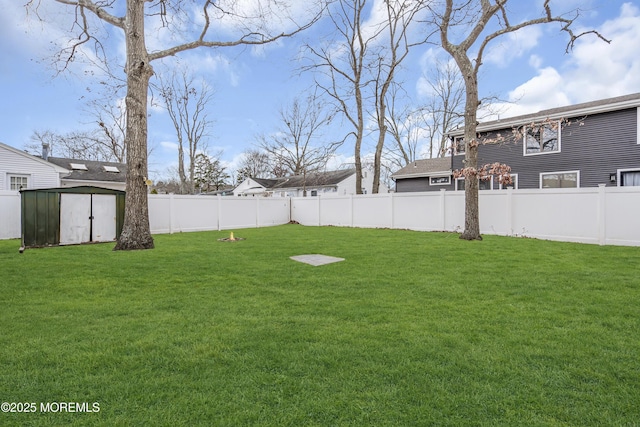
[452,107,640,189]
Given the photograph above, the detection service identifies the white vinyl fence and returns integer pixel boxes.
[291,186,640,246]
[0,191,21,240]
[148,194,291,233]
[1,186,639,246]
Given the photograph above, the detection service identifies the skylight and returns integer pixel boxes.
[103,166,120,173]
[69,163,88,170]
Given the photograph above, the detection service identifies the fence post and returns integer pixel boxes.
[169,193,175,234]
[256,197,261,228]
[350,194,354,228]
[440,189,446,231]
[389,192,394,229]
[598,184,606,245]
[217,194,222,231]
[507,187,513,236]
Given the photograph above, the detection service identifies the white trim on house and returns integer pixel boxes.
[8,174,30,191]
[637,107,639,145]
[540,170,580,189]
[616,168,640,187]
[59,179,126,191]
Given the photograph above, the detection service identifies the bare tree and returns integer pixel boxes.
[236,149,273,182]
[158,70,213,194]
[383,87,426,171]
[420,58,465,158]
[86,87,127,163]
[304,0,383,194]
[27,0,325,250]
[432,0,609,240]
[28,129,122,162]
[258,92,338,180]
[370,0,426,193]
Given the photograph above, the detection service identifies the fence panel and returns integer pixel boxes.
[291,197,320,226]
[392,191,444,231]
[603,187,640,246]
[352,194,392,228]
[256,197,291,227]
[510,189,600,244]
[0,191,21,239]
[319,196,352,227]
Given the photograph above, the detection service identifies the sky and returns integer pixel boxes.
[1,0,639,182]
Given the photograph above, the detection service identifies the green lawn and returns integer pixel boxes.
[1,225,639,426]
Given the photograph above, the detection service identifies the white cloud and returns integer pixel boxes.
[484,2,640,119]
[484,26,544,67]
[160,141,179,152]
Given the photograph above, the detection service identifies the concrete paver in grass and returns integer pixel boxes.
[290,254,345,266]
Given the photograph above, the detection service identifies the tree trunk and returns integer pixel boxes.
[372,124,385,194]
[457,55,482,241]
[354,85,364,194]
[114,0,154,250]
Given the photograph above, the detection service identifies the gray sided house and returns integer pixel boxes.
[391,93,640,192]
[391,157,454,192]
[449,93,640,190]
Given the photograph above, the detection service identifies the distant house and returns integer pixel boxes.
[0,141,68,190]
[234,168,388,197]
[391,157,453,192]
[392,92,640,192]
[47,157,127,191]
[0,141,127,191]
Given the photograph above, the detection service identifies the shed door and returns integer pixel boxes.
[92,194,116,242]
[60,193,92,245]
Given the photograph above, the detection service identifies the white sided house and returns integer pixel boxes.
[234,169,388,197]
[0,142,68,190]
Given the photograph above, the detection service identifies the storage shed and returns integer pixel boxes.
[20,186,125,251]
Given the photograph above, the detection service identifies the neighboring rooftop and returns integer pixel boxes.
[249,169,358,190]
[47,157,127,183]
[391,158,452,179]
[449,92,640,136]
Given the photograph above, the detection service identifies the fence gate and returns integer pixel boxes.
[59,193,117,245]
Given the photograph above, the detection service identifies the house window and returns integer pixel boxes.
[453,136,465,155]
[70,163,88,170]
[524,121,560,155]
[497,174,518,190]
[455,177,493,191]
[429,176,451,186]
[620,170,640,186]
[9,175,29,190]
[540,171,579,188]
[311,190,318,197]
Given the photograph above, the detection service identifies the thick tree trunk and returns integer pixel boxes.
[114,0,154,250]
[457,56,482,241]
